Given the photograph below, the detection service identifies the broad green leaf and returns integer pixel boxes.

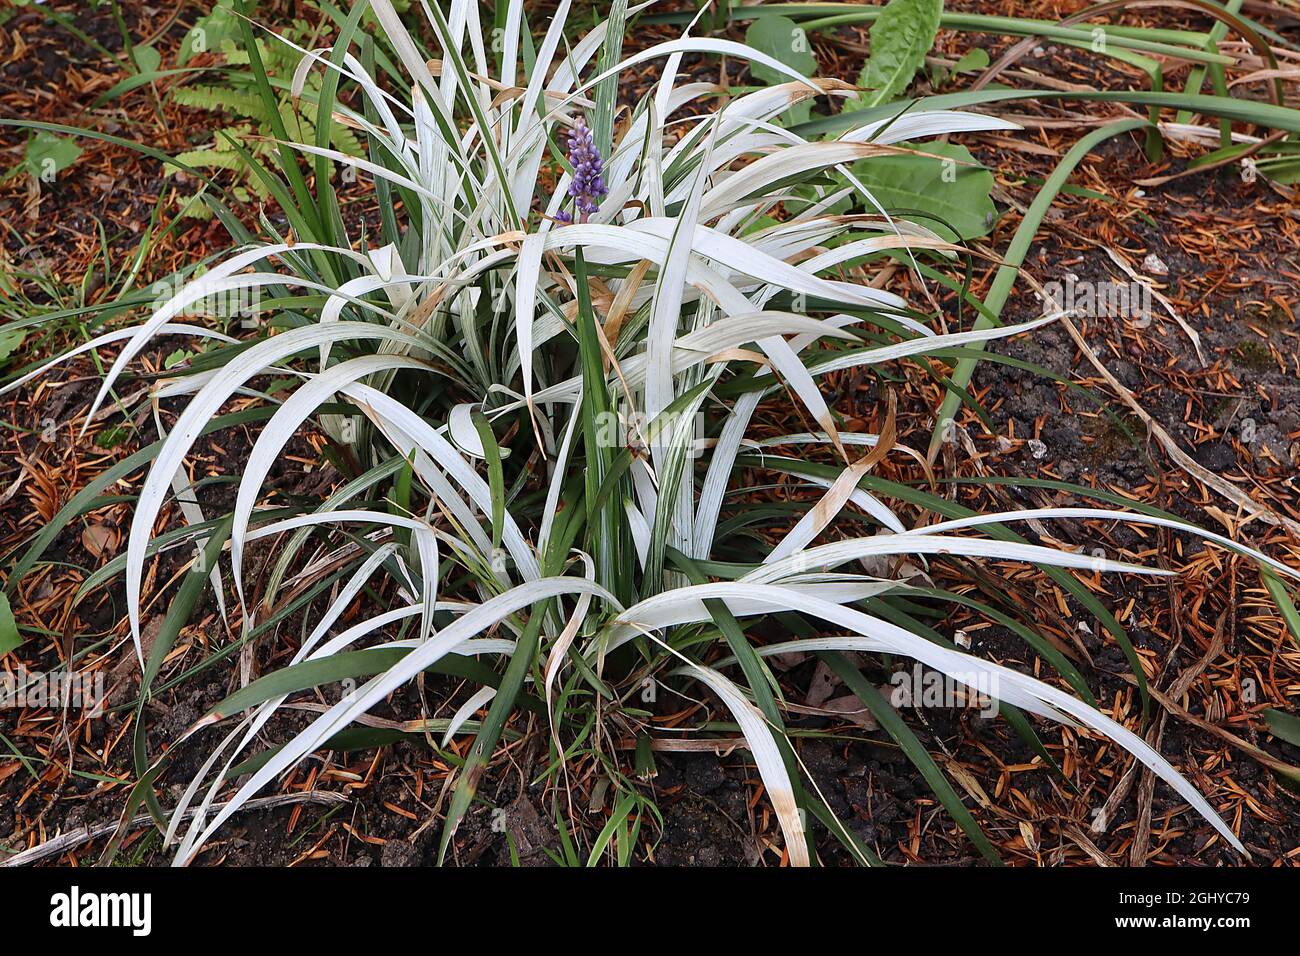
[951,47,990,74]
[24,132,83,180]
[745,15,817,85]
[850,141,995,240]
[744,15,817,124]
[133,45,162,76]
[853,0,943,110]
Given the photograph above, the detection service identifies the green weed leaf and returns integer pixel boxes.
[745,15,817,124]
[853,0,943,110]
[24,132,83,180]
[851,141,995,240]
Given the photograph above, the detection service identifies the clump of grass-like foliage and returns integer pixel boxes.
[10,0,1300,866]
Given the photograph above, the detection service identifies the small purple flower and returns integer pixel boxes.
[559,115,607,223]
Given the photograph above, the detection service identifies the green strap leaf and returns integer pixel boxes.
[820,651,1002,864]
[1263,708,1300,748]
[0,593,19,657]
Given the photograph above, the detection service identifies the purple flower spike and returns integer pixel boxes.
[560,115,607,224]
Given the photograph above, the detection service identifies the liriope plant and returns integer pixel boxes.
[12,0,1296,866]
